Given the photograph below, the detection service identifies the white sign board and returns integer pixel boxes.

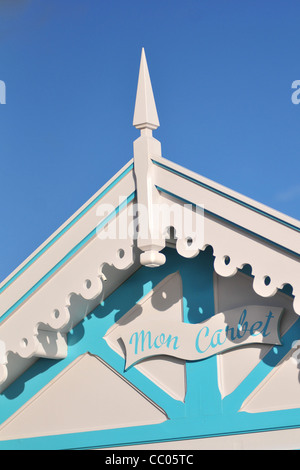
[118,306,283,369]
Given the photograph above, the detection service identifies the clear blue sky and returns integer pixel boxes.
[0,0,299,282]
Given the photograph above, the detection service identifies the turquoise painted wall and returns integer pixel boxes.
[0,247,299,449]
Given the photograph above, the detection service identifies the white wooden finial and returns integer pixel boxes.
[132,49,165,268]
[133,48,160,131]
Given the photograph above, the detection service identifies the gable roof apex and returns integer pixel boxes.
[0,50,299,395]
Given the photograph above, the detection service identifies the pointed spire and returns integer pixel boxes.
[133,48,160,130]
